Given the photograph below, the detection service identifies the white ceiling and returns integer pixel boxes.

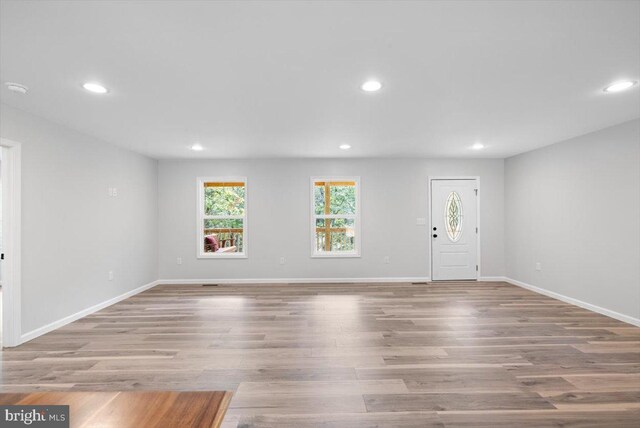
[1,0,639,159]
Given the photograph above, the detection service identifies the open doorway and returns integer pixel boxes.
[1,138,21,347]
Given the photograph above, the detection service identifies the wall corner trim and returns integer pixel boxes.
[18,280,161,346]
[504,277,640,327]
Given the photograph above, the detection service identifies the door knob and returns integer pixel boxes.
[432,234,438,238]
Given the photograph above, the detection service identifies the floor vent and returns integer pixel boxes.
[202,284,219,287]
[411,282,429,285]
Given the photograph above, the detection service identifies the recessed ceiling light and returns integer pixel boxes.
[5,82,28,94]
[603,80,637,93]
[339,144,351,150]
[361,80,382,92]
[83,82,108,94]
[471,143,484,150]
[191,143,204,151]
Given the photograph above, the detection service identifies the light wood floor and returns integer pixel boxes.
[1,281,639,427]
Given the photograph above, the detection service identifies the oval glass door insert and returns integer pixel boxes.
[444,191,463,242]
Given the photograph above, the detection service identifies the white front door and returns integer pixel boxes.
[431,179,478,281]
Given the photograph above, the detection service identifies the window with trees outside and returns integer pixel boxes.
[311,177,360,257]
[198,177,247,258]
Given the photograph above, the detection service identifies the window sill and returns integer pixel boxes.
[311,252,361,259]
[197,253,247,259]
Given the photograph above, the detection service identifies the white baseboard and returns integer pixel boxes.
[19,280,160,345]
[505,277,640,327]
[156,277,431,285]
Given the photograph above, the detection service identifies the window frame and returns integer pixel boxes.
[310,176,361,258]
[197,176,248,259]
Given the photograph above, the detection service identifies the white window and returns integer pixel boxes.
[311,177,360,257]
[197,177,247,258]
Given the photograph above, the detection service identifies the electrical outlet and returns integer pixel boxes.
[108,271,114,281]
[279,257,285,265]
[112,187,118,197]
[535,262,542,271]
[177,257,183,265]
[384,256,390,264]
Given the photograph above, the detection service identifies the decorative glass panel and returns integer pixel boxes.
[444,191,463,242]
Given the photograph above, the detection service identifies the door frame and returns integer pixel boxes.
[428,176,481,281]
[1,138,22,347]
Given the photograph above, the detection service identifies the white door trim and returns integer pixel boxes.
[428,176,481,280]
[1,138,22,347]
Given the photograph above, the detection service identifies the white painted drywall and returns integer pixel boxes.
[0,104,159,334]
[505,119,640,320]
[0,150,3,283]
[158,158,504,280]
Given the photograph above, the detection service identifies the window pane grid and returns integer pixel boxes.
[312,178,358,255]
[200,178,246,256]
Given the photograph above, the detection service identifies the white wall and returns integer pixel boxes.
[0,150,3,282]
[505,119,640,321]
[1,100,636,337]
[158,158,504,281]
[0,104,159,334]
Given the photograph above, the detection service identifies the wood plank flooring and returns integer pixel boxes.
[0,391,232,427]
[1,281,639,427]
